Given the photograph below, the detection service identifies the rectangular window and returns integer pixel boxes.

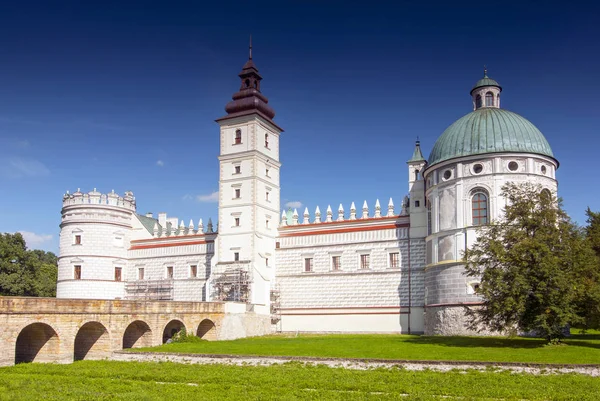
[265,134,269,148]
[414,200,420,208]
[235,217,240,226]
[265,168,270,177]
[74,265,81,280]
[114,267,122,282]
[190,265,197,278]
[266,191,270,201]
[234,252,240,262]
[304,258,313,272]
[235,188,241,198]
[138,268,145,280]
[234,130,242,144]
[74,235,81,245]
[265,257,269,266]
[332,256,341,271]
[266,219,270,229]
[389,252,399,268]
[234,165,241,174]
[166,266,174,279]
[360,254,370,269]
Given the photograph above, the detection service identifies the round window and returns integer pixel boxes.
[541,165,547,175]
[508,161,519,171]
[443,170,452,180]
[473,164,483,174]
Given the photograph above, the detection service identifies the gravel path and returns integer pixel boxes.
[112,351,600,377]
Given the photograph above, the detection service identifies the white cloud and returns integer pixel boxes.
[0,157,50,179]
[196,191,219,203]
[182,194,193,201]
[156,160,164,167]
[18,231,53,248]
[285,201,303,208]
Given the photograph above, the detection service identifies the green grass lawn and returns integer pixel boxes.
[135,331,600,365]
[1,360,599,400]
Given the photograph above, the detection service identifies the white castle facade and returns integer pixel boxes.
[57,48,559,336]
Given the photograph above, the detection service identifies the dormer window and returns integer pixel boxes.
[485,92,494,107]
[234,130,242,144]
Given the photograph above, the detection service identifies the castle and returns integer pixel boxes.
[57,45,558,336]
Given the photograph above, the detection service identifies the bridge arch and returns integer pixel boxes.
[15,322,60,364]
[74,321,110,361]
[197,319,217,340]
[162,319,186,343]
[123,320,152,349]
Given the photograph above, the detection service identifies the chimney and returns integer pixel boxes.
[146,212,153,218]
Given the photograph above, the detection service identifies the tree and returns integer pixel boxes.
[464,182,595,341]
[574,208,600,330]
[0,233,57,297]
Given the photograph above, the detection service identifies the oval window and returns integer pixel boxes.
[473,164,483,174]
[508,161,518,171]
[443,170,452,180]
[541,165,547,175]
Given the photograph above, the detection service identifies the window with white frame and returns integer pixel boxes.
[234,188,241,199]
[389,252,400,268]
[74,234,82,245]
[114,267,122,282]
[74,265,82,280]
[234,129,242,144]
[138,267,145,280]
[331,255,341,271]
[234,164,241,174]
[360,254,370,269]
[304,257,313,272]
[190,265,198,278]
[166,266,174,279]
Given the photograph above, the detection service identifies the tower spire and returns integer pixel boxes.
[249,35,253,60]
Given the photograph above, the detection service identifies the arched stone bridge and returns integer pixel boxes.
[0,297,269,366]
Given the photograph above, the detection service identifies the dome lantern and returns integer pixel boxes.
[471,67,502,110]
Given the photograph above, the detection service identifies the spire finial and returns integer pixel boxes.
[249,35,253,60]
[483,65,487,77]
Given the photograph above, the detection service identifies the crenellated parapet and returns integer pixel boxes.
[279,198,405,227]
[62,188,136,211]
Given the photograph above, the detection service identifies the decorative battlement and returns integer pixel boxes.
[62,188,136,211]
[280,198,408,227]
[149,216,216,238]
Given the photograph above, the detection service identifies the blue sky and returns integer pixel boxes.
[1,1,599,252]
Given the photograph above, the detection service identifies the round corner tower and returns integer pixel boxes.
[57,188,136,299]
[422,70,559,335]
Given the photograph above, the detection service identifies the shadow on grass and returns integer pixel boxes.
[404,336,546,349]
[403,334,600,350]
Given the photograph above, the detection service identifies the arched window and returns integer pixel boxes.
[234,129,242,144]
[472,191,489,226]
[485,92,494,107]
[415,169,420,181]
[244,79,250,88]
[475,95,482,109]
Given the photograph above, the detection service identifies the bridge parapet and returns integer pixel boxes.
[0,297,269,367]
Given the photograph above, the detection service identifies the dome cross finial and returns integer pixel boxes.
[249,34,253,60]
[483,65,488,77]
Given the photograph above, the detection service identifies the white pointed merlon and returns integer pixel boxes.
[314,206,322,223]
[349,201,357,220]
[387,198,395,217]
[153,222,159,237]
[292,208,299,225]
[375,199,382,218]
[337,203,344,221]
[188,219,194,234]
[280,210,287,226]
[326,205,333,222]
[178,219,185,236]
[362,200,369,219]
[198,218,204,233]
[302,207,310,224]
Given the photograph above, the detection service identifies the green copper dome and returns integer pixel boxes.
[427,108,555,167]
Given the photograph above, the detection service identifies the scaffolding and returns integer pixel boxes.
[270,284,282,332]
[125,279,174,301]
[211,268,251,302]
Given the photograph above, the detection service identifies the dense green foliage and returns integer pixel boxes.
[464,183,599,341]
[0,233,57,297]
[577,208,600,330]
[135,332,600,364]
[1,360,599,400]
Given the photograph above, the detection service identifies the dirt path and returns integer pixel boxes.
[112,351,600,377]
